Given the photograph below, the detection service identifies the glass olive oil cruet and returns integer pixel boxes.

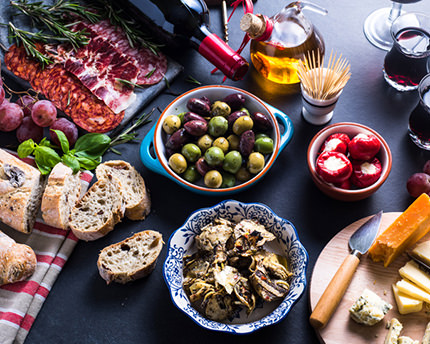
[240,1,327,84]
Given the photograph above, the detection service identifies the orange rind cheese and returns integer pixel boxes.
[369,193,430,267]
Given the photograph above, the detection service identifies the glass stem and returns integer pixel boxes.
[388,2,403,23]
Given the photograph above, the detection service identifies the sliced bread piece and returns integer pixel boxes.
[41,163,81,230]
[0,149,44,233]
[69,175,125,241]
[96,160,150,220]
[97,230,163,284]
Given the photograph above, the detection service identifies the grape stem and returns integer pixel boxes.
[2,81,39,98]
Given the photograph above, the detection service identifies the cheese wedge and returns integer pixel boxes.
[369,193,430,267]
[412,241,430,266]
[396,279,430,303]
[399,260,430,293]
[392,284,423,314]
[384,318,402,344]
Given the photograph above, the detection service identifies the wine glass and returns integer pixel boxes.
[363,0,422,51]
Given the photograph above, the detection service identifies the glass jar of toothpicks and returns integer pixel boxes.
[297,50,351,125]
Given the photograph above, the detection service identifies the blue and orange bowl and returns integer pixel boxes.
[140,85,294,195]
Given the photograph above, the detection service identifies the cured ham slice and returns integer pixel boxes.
[89,20,167,85]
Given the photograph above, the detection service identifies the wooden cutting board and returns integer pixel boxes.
[310,212,430,344]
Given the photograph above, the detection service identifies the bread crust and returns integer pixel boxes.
[97,230,163,284]
[0,230,37,286]
[41,163,81,229]
[69,176,125,241]
[96,160,151,220]
[0,149,43,233]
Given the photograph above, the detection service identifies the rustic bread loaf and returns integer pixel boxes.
[69,175,125,241]
[97,230,163,284]
[0,149,44,233]
[96,160,150,220]
[41,163,81,230]
[0,230,37,286]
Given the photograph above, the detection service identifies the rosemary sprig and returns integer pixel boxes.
[91,0,160,55]
[116,78,145,89]
[185,75,202,86]
[5,22,54,66]
[109,109,154,152]
[10,0,94,50]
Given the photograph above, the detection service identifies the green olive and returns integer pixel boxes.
[181,143,201,163]
[254,137,274,154]
[162,115,181,134]
[238,107,251,116]
[255,133,269,141]
[204,170,222,188]
[177,112,186,125]
[213,137,229,154]
[232,116,253,135]
[247,152,265,174]
[208,116,228,137]
[183,165,200,183]
[204,146,225,166]
[169,153,187,174]
[197,134,213,152]
[236,166,251,182]
[227,134,240,150]
[221,171,236,188]
[211,101,231,117]
[223,150,242,174]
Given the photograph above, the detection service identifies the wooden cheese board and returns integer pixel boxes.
[310,212,430,344]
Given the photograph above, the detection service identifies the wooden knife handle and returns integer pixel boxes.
[309,254,360,329]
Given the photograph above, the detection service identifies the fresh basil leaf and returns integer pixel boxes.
[35,160,52,175]
[34,146,61,169]
[74,150,104,160]
[76,156,101,171]
[17,139,35,158]
[62,154,80,173]
[51,129,69,153]
[74,133,111,157]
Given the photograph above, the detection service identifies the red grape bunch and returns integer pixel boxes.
[406,161,430,197]
[0,81,78,146]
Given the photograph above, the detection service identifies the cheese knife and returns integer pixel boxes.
[310,211,383,329]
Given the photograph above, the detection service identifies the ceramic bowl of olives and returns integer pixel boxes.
[140,85,294,195]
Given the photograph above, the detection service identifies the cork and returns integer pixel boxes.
[240,13,266,39]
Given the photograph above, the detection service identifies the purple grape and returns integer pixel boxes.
[49,117,78,147]
[16,116,43,143]
[16,95,36,117]
[0,103,23,132]
[0,87,5,108]
[406,173,430,198]
[31,100,57,127]
[423,160,430,175]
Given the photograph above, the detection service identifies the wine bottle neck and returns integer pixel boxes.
[194,25,249,81]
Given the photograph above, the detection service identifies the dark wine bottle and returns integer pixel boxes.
[119,0,249,81]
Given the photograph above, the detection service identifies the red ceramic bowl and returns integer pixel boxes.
[307,122,392,201]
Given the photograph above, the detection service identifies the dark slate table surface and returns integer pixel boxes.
[2,0,430,343]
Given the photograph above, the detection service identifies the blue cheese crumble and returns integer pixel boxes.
[349,288,392,326]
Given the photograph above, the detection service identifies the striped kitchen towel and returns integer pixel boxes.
[0,153,93,344]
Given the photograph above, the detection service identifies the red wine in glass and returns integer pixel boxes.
[409,76,430,150]
[384,27,430,91]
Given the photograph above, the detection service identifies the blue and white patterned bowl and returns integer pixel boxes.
[163,200,308,334]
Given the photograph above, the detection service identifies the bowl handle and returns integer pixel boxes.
[140,125,169,178]
[265,103,294,152]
